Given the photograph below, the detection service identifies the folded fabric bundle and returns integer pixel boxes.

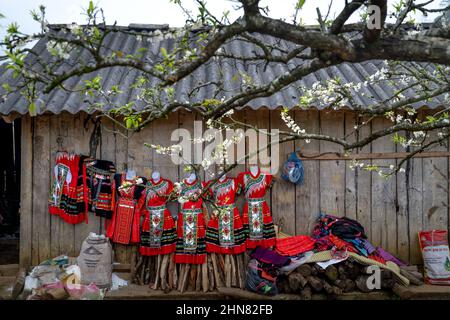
[375,247,407,267]
[275,235,316,256]
[250,246,290,267]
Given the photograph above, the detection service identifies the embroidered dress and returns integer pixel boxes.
[138,178,177,256]
[106,174,146,245]
[205,177,246,254]
[49,152,87,224]
[174,179,207,264]
[237,168,276,249]
[83,159,116,219]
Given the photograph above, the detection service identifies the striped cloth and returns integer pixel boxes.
[275,235,316,256]
[307,250,409,286]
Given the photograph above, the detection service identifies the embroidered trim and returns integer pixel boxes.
[182,207,201,251]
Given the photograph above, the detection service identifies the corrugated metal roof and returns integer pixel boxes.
[0,24,446,116]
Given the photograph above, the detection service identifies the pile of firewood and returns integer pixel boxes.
[131,252,248,292]
[277,260,397,299]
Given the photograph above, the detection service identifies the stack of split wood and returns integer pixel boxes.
[277,260,398,299]
[131,252,248,293]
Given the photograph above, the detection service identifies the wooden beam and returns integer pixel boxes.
[297,151,450,161]
[19,115,33,268]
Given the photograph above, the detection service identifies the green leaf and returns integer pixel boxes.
[295,0,306,9]
[87,1,95,16]
[29,102,37,116]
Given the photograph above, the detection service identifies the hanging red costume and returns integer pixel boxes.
[205,177,246,254]
[137,177,177,256]
[174,179,207,264]
[106,174,146,245]
[237,168,276,249]
[49,152,87,224]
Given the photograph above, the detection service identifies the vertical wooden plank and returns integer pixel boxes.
[123,119,154,264]
[32,115,51,264]
[153,112,179,218]
[270,109,296,235]
[295,110,320,235]
[73,113,100,256]
[49,115,62,258]
[232,110,246,215]
[50,114,76,258]
[111,118,130,263]
[344,111,357,220]
[422,110,448,232]
[396,126,412,263]
[355,115,372,240]
[319,111,345,217]
[245,109,272,211]
[20,115,33,267]
[371,117,397,254]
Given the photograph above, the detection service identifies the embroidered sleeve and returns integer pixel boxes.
[136,191,146,215]
[166,179,174,197]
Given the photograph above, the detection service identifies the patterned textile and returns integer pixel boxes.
[106,174,146,245]
[83,159,116,219]
[174,179,207,264]
[206,177,246,254]
[237,168,276,249]
[138,178,177,256]
[49,152,87,224]
[250,246,290,267]
[307,250,410,286]
[275,235,316,256]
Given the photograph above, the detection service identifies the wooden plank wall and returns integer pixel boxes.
[20,109,450,266]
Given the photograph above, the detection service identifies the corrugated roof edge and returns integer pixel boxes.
[2,104,443,118]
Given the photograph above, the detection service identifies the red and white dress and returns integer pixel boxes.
[237,168,276,249]
[174,179,207,264]
[205,177,246,254]
[137,178,177,256]
[106,174,145,245]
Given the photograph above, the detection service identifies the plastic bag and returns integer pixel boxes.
[281,152,304,185]
[64,283,103,300]
[419,230,450,285]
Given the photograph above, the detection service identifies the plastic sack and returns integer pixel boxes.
[419,230,450,285]
[64,283,103,300]
[281,152,304,185]
[245,259,278,296]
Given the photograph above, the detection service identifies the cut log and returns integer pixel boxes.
[288,272,307,292]
[324,265,338,282]
[355,275,373,293]
[400,268,424,286]
[313,264,325,274]
[300,286,312,300]
[306,276,323,292]
[296,264,312,277]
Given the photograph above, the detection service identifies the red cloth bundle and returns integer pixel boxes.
[275,235,315,256]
